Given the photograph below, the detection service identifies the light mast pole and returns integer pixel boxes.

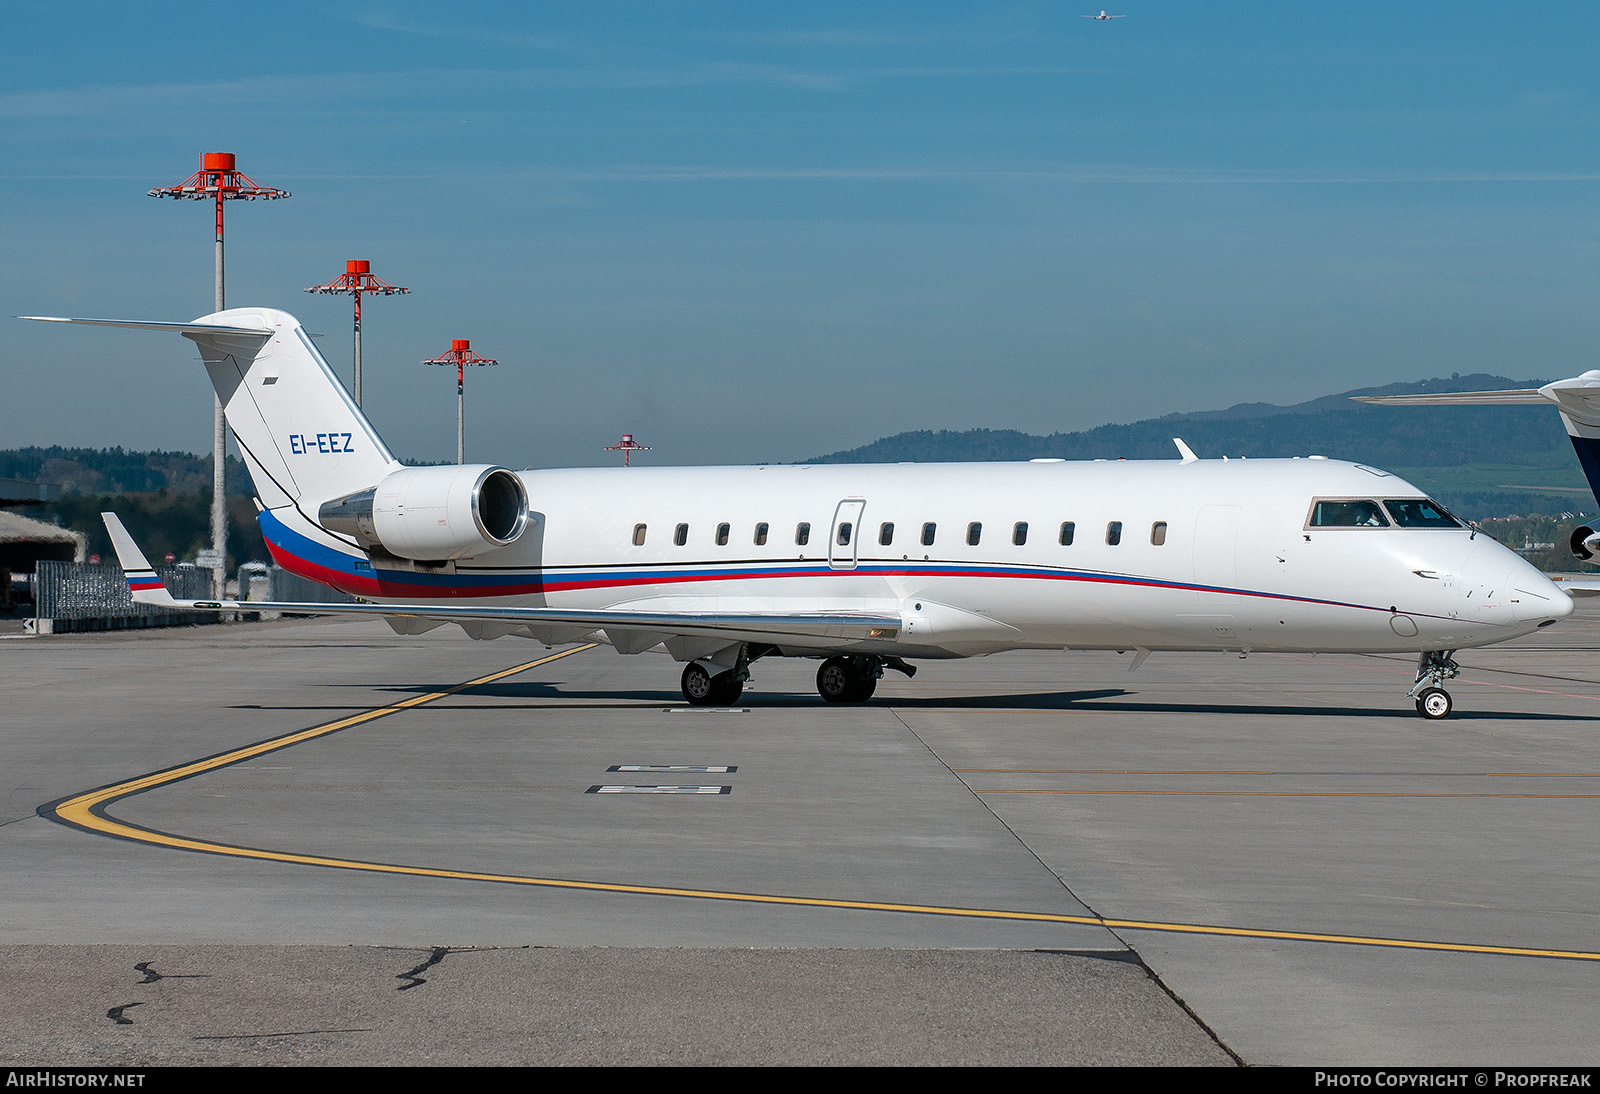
[423,339,498,464]
[149,153,290,598]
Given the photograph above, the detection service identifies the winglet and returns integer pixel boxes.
[101,513,177,606]
[1172,438,1199,463]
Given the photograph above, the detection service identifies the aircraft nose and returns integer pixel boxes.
[1455,544,1573,629]
[1507,563,1574,625]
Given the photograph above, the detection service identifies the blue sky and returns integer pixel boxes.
[4,2,1598,468]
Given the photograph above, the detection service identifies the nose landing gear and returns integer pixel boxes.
[1409,650,1459,719]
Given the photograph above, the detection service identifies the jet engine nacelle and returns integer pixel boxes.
[1570,524,1600,562]
[319,465,530,561]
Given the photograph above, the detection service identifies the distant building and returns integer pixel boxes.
[0,484,83,609]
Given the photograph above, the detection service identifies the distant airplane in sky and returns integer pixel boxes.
[1084,11,1126,19]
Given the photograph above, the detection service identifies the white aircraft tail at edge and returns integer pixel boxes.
[26,308,1580,719]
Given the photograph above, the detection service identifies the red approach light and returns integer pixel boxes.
[305,259,409,299]
[423,339,498,370]
[605,433,651,466]
[148,152,291,204]
[306,260,410,407]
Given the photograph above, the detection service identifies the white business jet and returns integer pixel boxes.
[27,309,1574,718]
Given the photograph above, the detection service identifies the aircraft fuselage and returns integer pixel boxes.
[262,456,1569,660]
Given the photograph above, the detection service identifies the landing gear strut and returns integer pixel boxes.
[1409,650,1459,720]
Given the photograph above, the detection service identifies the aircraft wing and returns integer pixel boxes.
[1351,389,1547,406]
[1545,575,1600,598]
[102,514,901,643]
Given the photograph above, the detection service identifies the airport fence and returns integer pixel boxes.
[29,561,357,633]
[31,560,218,633]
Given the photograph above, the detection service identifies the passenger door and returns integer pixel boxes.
[829,499,867,570]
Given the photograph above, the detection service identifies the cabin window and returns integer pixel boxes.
[1013,522,1028,546]
[796,522,811,546]
[1383,499,1460,529]
[1151,521,1167,546]
[1059,521,1075,546]
[967,522,982,546]
[632,523,647,547]
[1309,499,1390,528]
[879,522,894,546]
[674,523,689,546]
[1106,521,1122,546]
[716,523,730,546]
[754,522,769,545]
[922,522,937,546]
[837,522,854,546]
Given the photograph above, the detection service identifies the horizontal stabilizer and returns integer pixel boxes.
[20,316,273,336]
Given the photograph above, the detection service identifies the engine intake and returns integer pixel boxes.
[319,465,529,561]
[1571,524,1600,562]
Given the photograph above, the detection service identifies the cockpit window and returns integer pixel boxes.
[1383,498,1460,528]
[1308,499,1390,528]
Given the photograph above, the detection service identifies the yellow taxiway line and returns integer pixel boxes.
[982,790,1600,798]
[42,645,1600,964]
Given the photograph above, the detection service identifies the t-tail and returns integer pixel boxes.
[24,309,530,594]
[1354,371,1600,563]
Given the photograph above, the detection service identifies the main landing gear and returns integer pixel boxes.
[677,650,918,706]
[816,655,916,704]
[1409,650,1460,720]
[681,661,745,706]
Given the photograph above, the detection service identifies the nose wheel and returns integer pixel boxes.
[1415,686,1453,720]
[1408,651,1459,719]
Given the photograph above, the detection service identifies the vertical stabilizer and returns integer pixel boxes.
[179,308,401,516]
[23,309,402,519]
